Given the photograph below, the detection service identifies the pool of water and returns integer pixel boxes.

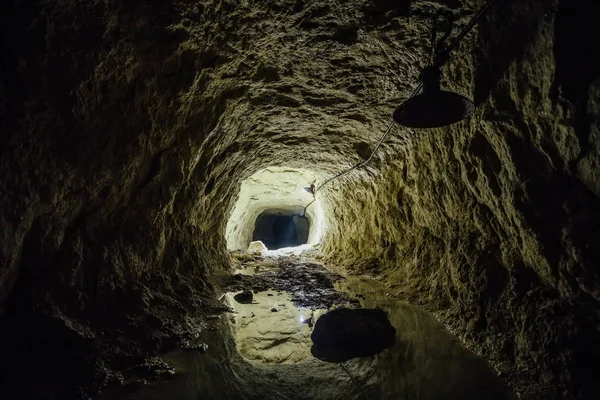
[99,276,516,400]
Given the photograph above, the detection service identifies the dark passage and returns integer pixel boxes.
[253,211,309,249]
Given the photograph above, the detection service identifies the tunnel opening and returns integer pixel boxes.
[226,167,325,254]
[252,210,310,250]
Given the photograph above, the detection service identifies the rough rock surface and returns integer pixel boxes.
[1,0,599,399]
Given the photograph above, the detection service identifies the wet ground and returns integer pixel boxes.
[99,253,517,400]
[225,257,352,309]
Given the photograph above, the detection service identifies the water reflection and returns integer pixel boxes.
[99,277,516,400]
[335,277,517,400]
[225,290,326,364]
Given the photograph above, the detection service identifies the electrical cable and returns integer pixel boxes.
[301,119,393,217]
[434,0,501,66]
[301,82,422,217]
[301,0,501,217]
[340,362,371,400]
[431,8,454,64]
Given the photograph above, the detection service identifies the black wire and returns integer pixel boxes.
[301,82,423,217]
[435,0,501,66]
[318,120,395,191]
[301,0,500,218]
[300,120,393,217]
[340,362,371,400]
[431,8,454,63]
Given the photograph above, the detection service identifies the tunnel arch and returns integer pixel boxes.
[225,167,325,251]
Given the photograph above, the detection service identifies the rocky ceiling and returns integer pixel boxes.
[1,0,600,399]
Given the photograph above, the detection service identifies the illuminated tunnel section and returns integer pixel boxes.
[253,210,310,250]
[226,167,324,251]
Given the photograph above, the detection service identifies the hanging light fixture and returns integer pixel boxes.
[393,0,500,129]
[392,65,475,128]
[301,0,502,217]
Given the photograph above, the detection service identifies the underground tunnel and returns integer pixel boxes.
[225,167,324,255]
[1,0,600,399]
[252,211,310,250]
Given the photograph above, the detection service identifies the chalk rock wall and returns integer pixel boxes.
[1,0,599,399]
[321,1,600,399]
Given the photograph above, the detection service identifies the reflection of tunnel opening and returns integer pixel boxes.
[253,210,310,250]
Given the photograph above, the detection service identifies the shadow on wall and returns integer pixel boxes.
[253,210,310,249]
[473,0,553,105]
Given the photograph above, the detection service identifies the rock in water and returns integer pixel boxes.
[234,290,253,304]
[310,308,395,363]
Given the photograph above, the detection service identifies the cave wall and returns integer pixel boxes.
[0,1,242,396]
[1,0,416,316]
[320,1,600,398]
[1,0,223,311]
[1,0,599,399]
